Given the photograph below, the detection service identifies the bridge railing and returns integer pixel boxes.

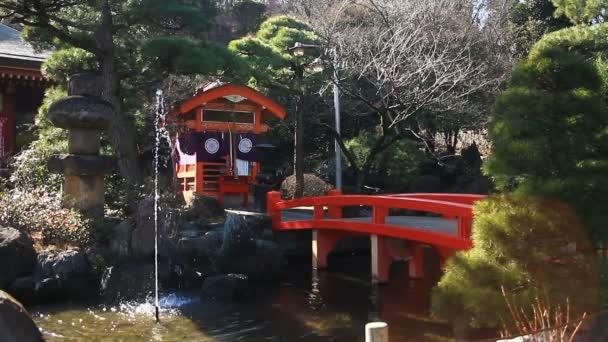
[267,190,483,243]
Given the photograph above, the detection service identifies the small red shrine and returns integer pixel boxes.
[170,81,285,205]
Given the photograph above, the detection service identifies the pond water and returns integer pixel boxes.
[30,255,462,342]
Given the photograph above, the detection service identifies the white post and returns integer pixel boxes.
[370,234,380,284]
[365,322,389,342]
[312,230,320,269]
[333,51,342,190]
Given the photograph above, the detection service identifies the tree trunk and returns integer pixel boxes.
[96,0,142,187]
[294,98,304,198]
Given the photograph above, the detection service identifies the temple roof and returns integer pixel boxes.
[0,24,51,65]
[175,83,286,121]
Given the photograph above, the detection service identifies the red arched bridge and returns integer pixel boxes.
[266,190,486,284]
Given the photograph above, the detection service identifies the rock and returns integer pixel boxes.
[0,290,44,342]
[131,197,175,260]
[215,238,284,280]
[177,230,223,260]
[183,195,223,220]
[47,154,116,176]
[84,247,108,275]
[101,262,171,302]
[8,277,36,304]
[201,274,249,300]
[221,210,271,251]
[0,227,36,289]
[108,219,133,261]
[48,95,114,130]
[36,250,90,280]
[34,277,62,300]
[409,175,442,193]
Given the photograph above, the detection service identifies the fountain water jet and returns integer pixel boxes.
[153,89,165,323]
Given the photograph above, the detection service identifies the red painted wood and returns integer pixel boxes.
[176,84,286,120]
[389,193,486,205]
[275,195,475,218]
[375,235,393,283]
[277,219,472,250]
[408,243,424,278]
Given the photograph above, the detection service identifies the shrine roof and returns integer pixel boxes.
[175,83,286,120]
[0,24,51,66]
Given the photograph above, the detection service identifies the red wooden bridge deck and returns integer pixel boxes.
[266,191,486,283]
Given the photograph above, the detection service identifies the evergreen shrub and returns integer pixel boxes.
[484,47,608,243]
[432,195,597,328]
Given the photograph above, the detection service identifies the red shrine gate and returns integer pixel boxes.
[169,82,285,205]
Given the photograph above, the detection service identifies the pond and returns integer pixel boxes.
[30,255,460,342]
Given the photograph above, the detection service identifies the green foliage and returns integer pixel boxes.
[530,22,608,59]
[485,47,608,242]
[0,189,93,247]
[432,195,597,328]
[509,0,572,57]
[345,132,424,191]
[231,0,268,35]
[143,37,232,74]
[42,48,97,85]
[552,0,607,24]
[228,15,322,87]
[10,87,67,191]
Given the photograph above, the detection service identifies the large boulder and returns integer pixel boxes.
[108,219,133,261]
[36,250,90,280]
[221,210,271,251]
[215,238,284,280]
[215,212,281,280]
[101,262,171,302]
[0,227,36,289]
[177,230,223,261]
[182,195,223,220]
[201,274,249,300]
[131,197,175,260]
[0,290,44,341]
[34,250,99,301]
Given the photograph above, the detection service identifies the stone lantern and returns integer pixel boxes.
[47,73,116,216]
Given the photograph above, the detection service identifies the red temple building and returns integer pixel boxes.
[170,81,285,206]
[0,24,50,165]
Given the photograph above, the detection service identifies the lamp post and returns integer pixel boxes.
[290,42,343,190]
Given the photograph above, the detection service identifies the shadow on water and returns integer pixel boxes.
[30,250,458,342]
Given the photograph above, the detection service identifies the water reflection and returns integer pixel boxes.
[31,254,456,341]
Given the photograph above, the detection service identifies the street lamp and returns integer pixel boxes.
[289,42,343,191]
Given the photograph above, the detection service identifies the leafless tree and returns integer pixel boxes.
[282,0,513,190]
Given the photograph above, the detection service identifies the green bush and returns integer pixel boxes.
[0,189,93,247]
[484,46,608,243]
[432,195,597,328]
[10,87,67,191]
[345,133,424,191]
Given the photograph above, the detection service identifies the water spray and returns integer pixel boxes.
[153,88,165,324]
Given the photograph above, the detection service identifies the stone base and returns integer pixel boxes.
[63,175,104,213]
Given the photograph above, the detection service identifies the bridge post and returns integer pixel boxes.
[327,189,343,219]
[266,191,282,228]
[312,230,340,270]
[371,234,392,284]
[408,243,424,279]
